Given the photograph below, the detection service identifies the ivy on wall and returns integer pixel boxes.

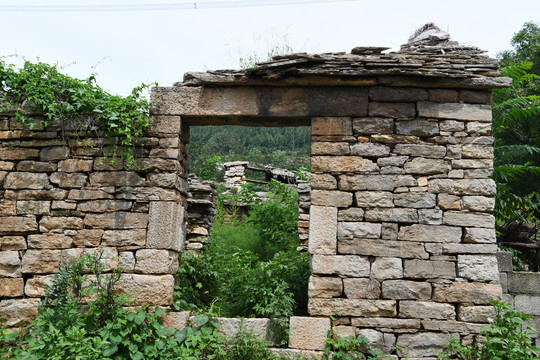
[0,59,153,165]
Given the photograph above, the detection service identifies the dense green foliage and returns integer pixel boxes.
[0,254,227,360]
[492,22,540,268]
[438,302,540,360]
[0,59,152,164]
[174,181,310,343]
[187,125,311,175]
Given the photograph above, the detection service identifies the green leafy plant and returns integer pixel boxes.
[438,301,540,360]
[0,59,153,165]
[323,330,392,360]
[200,155,223,181]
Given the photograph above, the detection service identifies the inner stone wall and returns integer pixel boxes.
[0,113,186,328]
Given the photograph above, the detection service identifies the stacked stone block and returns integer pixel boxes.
[0,113,187,328]
[297,180,311,251]
[185,175,218,252]
[306,88,501,359]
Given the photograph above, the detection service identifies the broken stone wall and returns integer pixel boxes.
[185,175,218,253]
[497,251,540,342]
[0,112,187,328]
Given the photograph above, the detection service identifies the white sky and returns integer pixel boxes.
[0,0,539,96]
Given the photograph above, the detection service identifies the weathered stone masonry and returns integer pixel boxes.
[0,25,514,359]
[0,112,186,328]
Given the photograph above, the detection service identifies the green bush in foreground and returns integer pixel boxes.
[438,301,540,360]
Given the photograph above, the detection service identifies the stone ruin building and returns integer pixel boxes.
[3,24,537,358]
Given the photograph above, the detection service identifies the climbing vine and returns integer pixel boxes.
[0,59,154,165]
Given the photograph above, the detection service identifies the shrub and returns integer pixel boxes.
[0,254,227,360]
[438,301,540,360]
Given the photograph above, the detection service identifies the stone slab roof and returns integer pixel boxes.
[178,23,511,89]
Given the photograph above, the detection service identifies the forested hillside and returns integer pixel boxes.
[186,125,311,175]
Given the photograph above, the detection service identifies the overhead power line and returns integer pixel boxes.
[0,0,360,12]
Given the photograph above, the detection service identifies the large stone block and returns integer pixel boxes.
[0,236,27,250]
[84,212,148,229]
[78,200,133,213]
[399,301,455,320]
[432,282,502,304]
[461,196,495,212]
[337,222,381,239]
[394,144,447,158]
[403,158,450,175]
[371,257,403,280]
[312,117,352,136]
[0,216,38,235]
[396,119,439,137]
[311,255,370,277]
[24,275,54,297]
[404,259,456,280]
[134,249,178,274]
[462,145,493,159]
[16,200,51,215]
[308,206,337,255]
[352,317,421,329]
[353,117,394,135]
[343,278,380,299]
[337,208,364,221]
[39,216,83,232]
[442,243,498,254]
[0,298,39,328]
[214,317,274,342]
[310,174,337,190]
[0,277,23,298]
[394,192,437,208]
[417,102,492,121]
[338,239,429,259]
[311,142,350,156]
[368,102,416,118]
[357,329,395,354]
[27,234,73,249]
[311,190,353,208]
[308,298,396,317]
[381,280,431,300]
[369,86,428,102]
[421,320,485,334]
[101,229,146,247]
[148,115,181,134]
[428,179,496,196]
[443,211,495,228]
[350,143,390,157]
[49,172,88,188]
[162,311,191,330]
[458,305,495,323]
[289,316,330,351]
[21,249,61,274]
[0,251,22,277]
[147,201,184,251]
[396,332,451,358]
[452,159,492,169]
[57,159,93,172]
[355,191,393,208]
[89,172,145,187]
[508,272,540,295]
[398,224,461,243]
[338,174,416,191]
[4,172,49,189]
[115,274,174,306]
[457,255,499,281]
[308,276,343,298]
[73,229,103,247]
[364,208,418,223]
[311,156,378,173]
[40,146,70,161]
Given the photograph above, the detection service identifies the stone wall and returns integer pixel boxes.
[498,251,540,341]
[0,113,187,328]
[185,175,218,253]
[301,89,501,359]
